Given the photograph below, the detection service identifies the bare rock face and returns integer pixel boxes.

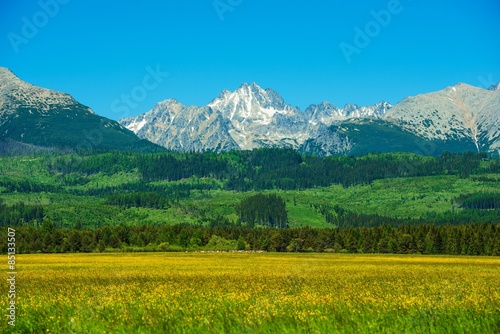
[120,99,239,153]
[121,81,500,156]
[10,66,498,156]
[383,83,500,154]
[121,82,393,155]
[207,83,309,150]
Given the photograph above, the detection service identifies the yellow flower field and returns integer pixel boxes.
[2,253,500,333]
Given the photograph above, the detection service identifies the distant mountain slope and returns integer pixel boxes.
[120,99,239,153]
[305,119,478,156]
[383,83,500,154]
[0,138,58,156]
[0,67,162,153]
[304,101,392,124]
[121,81,500,156]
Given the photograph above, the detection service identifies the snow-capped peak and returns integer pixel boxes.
[208,82,298,123]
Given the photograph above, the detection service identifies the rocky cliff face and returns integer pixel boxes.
[121,82,393,154]
[121,81,500,156]
[207,83,309,149]
[120,99,239,152]
[5,65,498,156]
[305,101,392,124]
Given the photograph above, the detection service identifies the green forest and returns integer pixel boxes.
[1,149,499,255]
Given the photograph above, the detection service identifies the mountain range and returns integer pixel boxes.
[1,66,499,157]
[121,81,500,157]
[119,82,396,154]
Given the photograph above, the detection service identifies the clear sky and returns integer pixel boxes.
[1,0,499,120]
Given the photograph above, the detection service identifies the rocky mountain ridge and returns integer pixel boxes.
[1,66,498,157]
[120,82,394,153]
[384,83,500,154]
[121,81,500,156]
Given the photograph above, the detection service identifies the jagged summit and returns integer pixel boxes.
[305,100,392,124]
[212,82,294,111]
[120,98,239,153]
[121,82,396,153]
[121,80,500,156]
[3,66,497,156]
[238,82,260,89]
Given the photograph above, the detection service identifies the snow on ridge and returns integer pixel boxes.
[126,118,147,132]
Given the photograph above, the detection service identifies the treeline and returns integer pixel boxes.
[45,149,489,191]
[0,199,44,227]
[218,150,485,190]
[226,150,485,190]
[236,194,288,228]
[137,152,232,181]
[45,151,139,175]
[319,204,409,228]
[317,204,500,228]
[2,193,499,231]
[105,192,170,209]
[68,181,218,198]
[2,222,499,256]
[454,192,500,210]
[0,179,60,193]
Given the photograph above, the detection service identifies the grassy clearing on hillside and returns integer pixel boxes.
[293,175,500,219]
[1,154,499,228]
[4,253,499,333]
[1,173,499,227]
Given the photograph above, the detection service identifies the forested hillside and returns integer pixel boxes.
[0,149,499,254]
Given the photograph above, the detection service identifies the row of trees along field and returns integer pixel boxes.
[2,222,499,256]
[45,150,497,190]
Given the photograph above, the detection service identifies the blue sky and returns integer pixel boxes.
[1,0,499,120]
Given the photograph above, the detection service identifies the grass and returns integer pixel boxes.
[294,174,500,219]
[3,253,499,333]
